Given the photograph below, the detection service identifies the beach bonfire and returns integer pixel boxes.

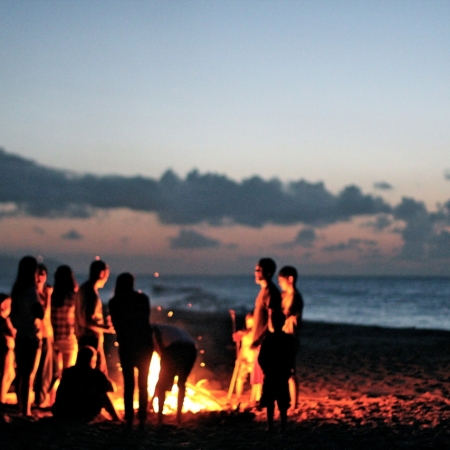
[113,352,223,416]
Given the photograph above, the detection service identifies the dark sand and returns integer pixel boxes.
[1,308,449,449]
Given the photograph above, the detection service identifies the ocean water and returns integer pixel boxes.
[117,275,450,331]
[2,275,449,331]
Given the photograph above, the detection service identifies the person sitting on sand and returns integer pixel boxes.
[258,309,296,432]
[0,293,16,404]
[151,323,197,424]
[278,265,304,411]
[109,272,153,428]
[52,345,119,422]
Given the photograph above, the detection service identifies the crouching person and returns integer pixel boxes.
[152,324,197,424]
[52,346,119,422]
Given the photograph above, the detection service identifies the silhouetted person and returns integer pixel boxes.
[231,312,256,404]
[152,324,197,424]
[10,256,44,416]
[75,259,113,374]
[0,293,16,404]
[109,273,153,428]
[52,346,119,422]
[278,265,304,411]
[34,263,54,407]
[250,258,282,405]
[258,309,296,432]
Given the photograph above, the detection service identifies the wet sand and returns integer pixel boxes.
[1,308,449,449]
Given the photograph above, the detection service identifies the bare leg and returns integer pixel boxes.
[104,393,120,421]
[156,387,166,424]
[288,376,298,412]
[1,349,15,403]
[177,381,186,424]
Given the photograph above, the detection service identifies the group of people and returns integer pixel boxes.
[1,254,302,432]
[231,258,304,432]
[0,255,197,428]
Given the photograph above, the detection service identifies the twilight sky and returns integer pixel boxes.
[1,1,450,276]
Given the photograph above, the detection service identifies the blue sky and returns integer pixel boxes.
[1,1,450,275]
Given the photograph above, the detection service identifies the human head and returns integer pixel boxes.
[271,309,286,332]
[13,256,38,294]
[278,266,297,291]
[114,272,135,296]
[76,346,97,368]
[0,293,11,318]
[54,265,77,292]
[255,257,276,283]
[89,259,109,288]
[37,263,48,286]
[245,312,254,330]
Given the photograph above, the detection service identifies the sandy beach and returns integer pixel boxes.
[1,308,449,449]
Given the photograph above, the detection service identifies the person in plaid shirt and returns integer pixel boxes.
[51,265,79,375]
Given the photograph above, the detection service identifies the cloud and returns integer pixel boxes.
[294,227,317,248]
[374,182,393,190]
[0,148,392,228]
[322,238,378,253]
[61,229,83,240]
[361,214,393,232]
[392,197,450,260]
[168,229,221,249]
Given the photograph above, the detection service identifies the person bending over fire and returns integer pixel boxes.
[151,324,197,424]
[52,346,119,422]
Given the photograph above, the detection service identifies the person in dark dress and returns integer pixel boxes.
[109,273,153,428]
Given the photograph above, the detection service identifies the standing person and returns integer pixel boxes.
[250,258,282,405]
[258,309,297,433]
[10,256,44,416]
[34,263,54,407]
[109,273,153,428]
[151,323,197,424]
[75,259,114,375]
[278,265,304,411]
[230,312,256,405]
[0,293,16,404]
[51,265,79,374]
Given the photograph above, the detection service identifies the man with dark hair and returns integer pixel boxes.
[248,258,282,405]
[52,346,119,422]
[278,265,304,411]
[75,259,113,374]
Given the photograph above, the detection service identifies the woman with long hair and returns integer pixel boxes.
[109,273,153,428]
[10,256,44,416]
[51,265,78,374]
